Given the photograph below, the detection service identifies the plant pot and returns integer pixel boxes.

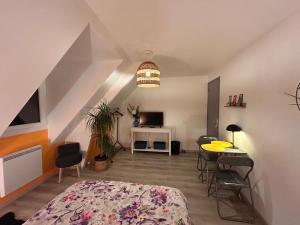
[94,160,108,171]
[133,117,140,127]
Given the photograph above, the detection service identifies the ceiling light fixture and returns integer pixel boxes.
[136,51,160,88]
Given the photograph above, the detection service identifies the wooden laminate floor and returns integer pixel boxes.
[0,151,264,225]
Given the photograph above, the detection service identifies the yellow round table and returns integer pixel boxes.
[201,141,246,154]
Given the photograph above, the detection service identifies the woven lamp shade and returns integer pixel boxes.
[136,61,160,88]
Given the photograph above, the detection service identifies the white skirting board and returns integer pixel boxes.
[0,145,43,197]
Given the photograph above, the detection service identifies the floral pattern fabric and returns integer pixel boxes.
[24,180,192,225]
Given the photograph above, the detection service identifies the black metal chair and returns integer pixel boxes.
[215,155,255,223]
[55,143,82,183]
[196,136,218,194]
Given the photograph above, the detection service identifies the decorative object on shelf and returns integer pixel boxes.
[227,96,232,106]
[134,141,147,149]
[133,117,140,127]
[86,102,116,171]
[136,50,160,88]
[237,94,244,106]
[226,124,242,149]
[127,104,140,127]
[285,82,300,112]
[225,94,246,108]
[232,95,237,106]
[153,141,166,150]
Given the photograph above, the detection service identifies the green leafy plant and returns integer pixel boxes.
[86,102,116,161]
[127,104,140,118]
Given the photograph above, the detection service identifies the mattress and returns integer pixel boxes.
[24,180,192,225]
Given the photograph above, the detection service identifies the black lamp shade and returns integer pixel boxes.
[226,124,242,132]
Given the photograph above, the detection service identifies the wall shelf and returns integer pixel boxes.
[224,103,247,108]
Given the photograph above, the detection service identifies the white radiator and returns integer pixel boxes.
[0,145,43,197]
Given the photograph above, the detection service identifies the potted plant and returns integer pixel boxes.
[127,104,140,127]
[86,102,116,171]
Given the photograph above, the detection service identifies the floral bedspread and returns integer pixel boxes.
[24,180,192,225]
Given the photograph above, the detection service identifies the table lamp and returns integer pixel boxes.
[226,124,242,149]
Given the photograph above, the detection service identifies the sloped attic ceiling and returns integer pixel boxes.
[85,0,300,76]
[0,0,124,136]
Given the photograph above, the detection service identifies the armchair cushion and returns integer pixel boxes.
[56,153,82,168]
[58,143,80,156]
[56,142,82,168]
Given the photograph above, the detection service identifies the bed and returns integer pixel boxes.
[24,180,192,225]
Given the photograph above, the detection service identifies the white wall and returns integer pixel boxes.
[66,62,138,151]
[118,75,208,150]
[0,0,123,137]
[0,0,92,136]
[46,26,92,114]
[48,59,122,143]
[212,13,300,225]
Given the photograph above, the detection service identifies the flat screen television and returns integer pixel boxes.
[10,90,40,126]
[139,112,163,127]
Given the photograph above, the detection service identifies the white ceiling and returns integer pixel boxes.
[85,0,299,76]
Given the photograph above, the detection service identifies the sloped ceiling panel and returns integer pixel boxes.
[0,0,91,135]
[48,59,122,143]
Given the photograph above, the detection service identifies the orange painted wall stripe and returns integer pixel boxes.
[0,129,63,207]
[0,129,48,155]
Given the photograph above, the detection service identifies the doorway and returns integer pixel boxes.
[207,77,220,138]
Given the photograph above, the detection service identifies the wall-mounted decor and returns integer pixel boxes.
[237,94,244,106]
[225,93,246,108]
[228,96,232,105]
[232,95,237,106]
[285,82,300,111]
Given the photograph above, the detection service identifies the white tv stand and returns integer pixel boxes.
[131,127,172,156]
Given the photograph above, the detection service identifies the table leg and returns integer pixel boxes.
[131,131,134,154]
[169,132,171,156]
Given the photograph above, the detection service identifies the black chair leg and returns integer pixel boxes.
[248,180,256,223]
[197,151,202,170]
[208,172,215,196]
[206,163,216,195]
[236,187,242,199]
[198,152,208,184]
[201,161,206,183]
[216,185,256,224]
[198,161,206,182]
[216,182,223,219]
[58,168,62,184]
[206,166,209,194]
